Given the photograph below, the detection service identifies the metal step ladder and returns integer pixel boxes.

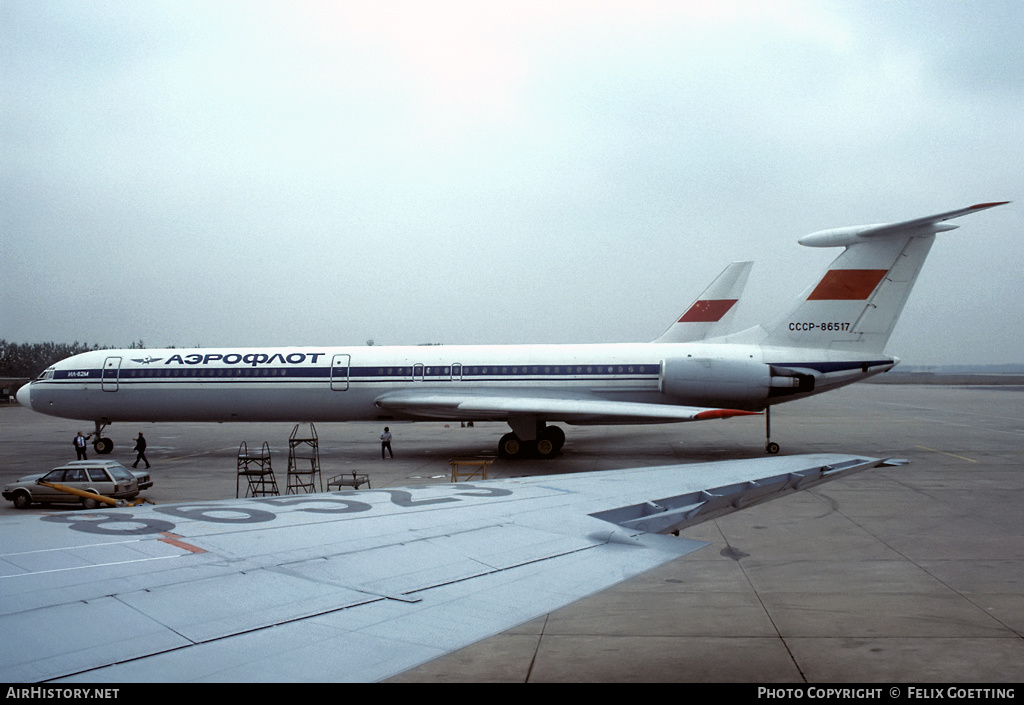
[237,441,279,497]
[286,423,322,494]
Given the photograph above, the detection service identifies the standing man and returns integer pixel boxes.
[73,431,91,460]
[133,432,151,469]
[380,427,393,459]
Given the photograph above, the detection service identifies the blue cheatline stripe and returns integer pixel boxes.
[770,360,892,373]
[50,360,891,384]
[51,363,664,384]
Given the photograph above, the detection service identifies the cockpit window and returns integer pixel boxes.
[36,368,55,381]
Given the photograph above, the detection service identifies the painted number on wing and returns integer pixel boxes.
[39,484,515,536]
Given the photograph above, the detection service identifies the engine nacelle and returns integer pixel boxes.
[660,357,772,408]
[767,364,818,399]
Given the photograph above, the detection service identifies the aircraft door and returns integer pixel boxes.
[331,354,350,391]
[101,356,122,392]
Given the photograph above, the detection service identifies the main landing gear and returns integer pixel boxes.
[92,420,115,455]
[498,424,566,459]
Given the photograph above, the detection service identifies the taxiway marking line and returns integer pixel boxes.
[916,445,978,463]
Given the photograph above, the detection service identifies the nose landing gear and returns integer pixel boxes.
[92,420,114,455]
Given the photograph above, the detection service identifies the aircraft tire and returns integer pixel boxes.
[766,442,780,454]
[499,433,523,458]
[94,437,114,454]
[535,438,556,458]
[535,426,565,458]
[545,425,566,452]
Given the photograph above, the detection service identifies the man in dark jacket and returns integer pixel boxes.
[73,431,91,460]
[133,432,151,469]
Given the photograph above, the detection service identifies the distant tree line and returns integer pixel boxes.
[0,340,147,379]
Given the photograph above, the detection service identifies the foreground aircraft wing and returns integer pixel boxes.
[375,390,759,423]
[0,454,899,683]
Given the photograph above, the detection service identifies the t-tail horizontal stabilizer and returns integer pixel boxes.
[798,202,1009,248]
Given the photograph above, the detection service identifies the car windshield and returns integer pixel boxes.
[40,470,65,483]
[108,466,133,482]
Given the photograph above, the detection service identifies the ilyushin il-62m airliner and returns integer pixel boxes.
[17,202,1007,458]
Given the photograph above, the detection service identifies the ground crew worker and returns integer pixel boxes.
[133,432,151,469]
[73,431,91,460]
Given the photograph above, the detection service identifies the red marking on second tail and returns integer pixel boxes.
[678,299,737,323]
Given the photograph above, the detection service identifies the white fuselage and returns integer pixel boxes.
[18,341,895,425]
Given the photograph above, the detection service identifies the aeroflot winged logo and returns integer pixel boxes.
[132,356,164,365]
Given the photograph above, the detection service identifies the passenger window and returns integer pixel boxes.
[88,469,110,482]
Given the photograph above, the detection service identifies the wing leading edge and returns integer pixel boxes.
[374,390,760,424]
[0,453,899,683]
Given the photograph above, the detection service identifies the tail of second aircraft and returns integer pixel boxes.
[653,261,753,343]
[744,202,1007,354]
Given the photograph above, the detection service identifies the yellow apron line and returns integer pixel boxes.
[161,445,238,463]
[916,445,978,463]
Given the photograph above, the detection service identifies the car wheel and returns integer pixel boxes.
[82,494,101,510]
[12,491,32,509]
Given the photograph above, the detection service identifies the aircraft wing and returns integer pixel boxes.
[0,454,898,683]
[375,390,760,424]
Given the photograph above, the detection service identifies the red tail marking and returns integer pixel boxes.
[678,299,738,323]
[807,269,887,300]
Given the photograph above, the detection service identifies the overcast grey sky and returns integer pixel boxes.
[2,0,1022,365]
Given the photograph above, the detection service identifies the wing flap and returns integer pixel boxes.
[589,456,894,535]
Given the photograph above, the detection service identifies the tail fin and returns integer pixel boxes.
[653,261,753,343]
[761,202,1008,353]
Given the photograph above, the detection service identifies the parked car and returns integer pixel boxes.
[3,460,142,509]
[62,459,152,491]
[127,465,153,490]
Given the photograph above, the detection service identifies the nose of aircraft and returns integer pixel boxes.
[16,383,31,408]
